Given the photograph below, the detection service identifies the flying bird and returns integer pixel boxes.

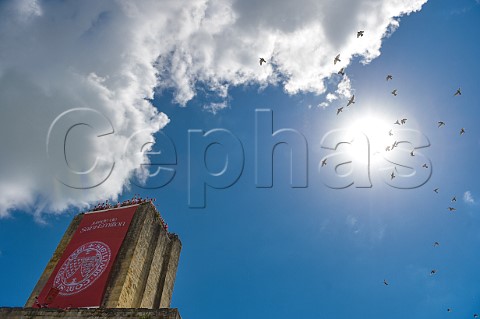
[460,128,465,135]
[454,88,461,96]
[394,120,401,125]
[434,188,439,193]
[390,171,395,180]
[385,146,391,152]
[259,57,267,65]
[438,121,445,127]
[430,269,437,275]
[410,150,415,156]
[347,95,355,106]
[357,30,364,38]
[334,54,341,65]
[389,129,393,136]
[386,74,393,81]
[422,163,429,169]
[401,118,407,124]
[321,159,327,167]
[383,279,389,286]
[391,89,398,96]
[434,241,440,247]
[451,196,456,202]
[338,68,345,76]
[448,207,456,212]
[337,107,344,115]
[447,308,452,312]
[474,314,478,318]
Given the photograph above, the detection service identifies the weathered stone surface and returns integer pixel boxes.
[0,307,182,319]
[114,204,157,308]
[157,238,181,309]
[140,230,168,308]
[102,204,150,308]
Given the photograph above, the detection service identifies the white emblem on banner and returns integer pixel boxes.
[53,241,111,296]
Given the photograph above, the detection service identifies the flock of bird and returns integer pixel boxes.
[259,29,473,316]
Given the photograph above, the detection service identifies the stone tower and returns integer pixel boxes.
[0,201,183,319]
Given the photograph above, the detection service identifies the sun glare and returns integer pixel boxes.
[346,115,393,163]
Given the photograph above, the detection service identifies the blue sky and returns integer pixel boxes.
[1,0,480,318]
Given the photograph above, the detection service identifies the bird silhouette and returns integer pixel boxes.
[337,107,344,115]
[383,279,389,286]
[390,171,395,180]
[338,68,345,76]
[389,129,393,136]
[454,88,461,96]
[259,57,267,65]
[347,95,355,106]
[386,74,393,81]
[391,89,398,96]
[474,314,478,318]
[434,241,440,247]
[438,121,445,127]
[394,120,401,125]
[334,54,341,65]
[410,150,415,156]
[430,269,437,275]
[434,188,439,193]
[321,159,327,167]
[401,118,407,124]
[357,30,364,38]
[452,196,457,202]
[448,207,456,212]
[385,146,391,152]
[422,163,429,169]
[460,128,465,135]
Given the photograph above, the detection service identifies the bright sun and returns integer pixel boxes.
[346,115,393,163]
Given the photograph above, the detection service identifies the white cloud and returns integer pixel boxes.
[336,75,353,99]
[204,101,228,114]
[464,191,475,204]
[0,0,428,217]
[0,0,169,218]
[156,0,427,105]
[318,102,330,109]
[326,93,338,102]
[318,93,337,109]
[318,75,354,108]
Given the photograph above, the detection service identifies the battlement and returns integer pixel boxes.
[0,307,181,319]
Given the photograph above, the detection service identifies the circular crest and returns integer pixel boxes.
[53,241,111,296]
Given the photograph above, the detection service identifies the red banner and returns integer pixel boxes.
[37,206,138,308]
